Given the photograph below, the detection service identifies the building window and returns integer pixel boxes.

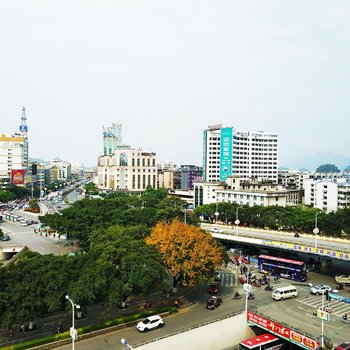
[120,153,128,166]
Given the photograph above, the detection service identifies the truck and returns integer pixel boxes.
[335,275,350,286]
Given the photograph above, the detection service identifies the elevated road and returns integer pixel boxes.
[201,223,350,262]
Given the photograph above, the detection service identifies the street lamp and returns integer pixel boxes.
[214,200,219,223]
[235,206,243,232]
[313,212,321,249]
[243,264,252,315]
[65,295,80,350]
[121,338,134,349]
[181,204,187,224]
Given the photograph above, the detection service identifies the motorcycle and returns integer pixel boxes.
[251,280,261,287]
[341,316,349,324]
[233,292,242,300]
[264,284,273,291]
[248,293,255,300]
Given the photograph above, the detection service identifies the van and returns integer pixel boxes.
[272,286,297,301]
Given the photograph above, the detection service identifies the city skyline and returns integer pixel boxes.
[1,1,350,167]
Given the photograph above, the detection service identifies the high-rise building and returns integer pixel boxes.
[202,124,278,183]
[0,107,29,183]
[180,165,202,190]
[97,145,157,192]
[102,123,122,156]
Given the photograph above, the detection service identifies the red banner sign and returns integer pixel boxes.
[247,311,320,350]
[11,169,25,185]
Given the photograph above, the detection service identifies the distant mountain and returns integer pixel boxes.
[282,152,350,172]
[29,157,50,166]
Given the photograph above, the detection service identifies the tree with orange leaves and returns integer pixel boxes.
[146,219,223,292]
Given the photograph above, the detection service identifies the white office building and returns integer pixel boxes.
[0,107,29,182]
[97,145,157,192]
[202,124,278,184]
[304,178,350,213]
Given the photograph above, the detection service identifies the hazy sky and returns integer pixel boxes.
[1,1,349,167]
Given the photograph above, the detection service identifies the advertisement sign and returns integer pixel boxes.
[11,169,25,185]
[247,311,320,350]
[220,127,232,181]
[316,309,330,321]
[263,239,350,262]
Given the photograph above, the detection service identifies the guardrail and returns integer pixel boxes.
[125,310,245,349]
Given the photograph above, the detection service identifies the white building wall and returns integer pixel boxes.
[304,179,350,213]
[97,147,157,192]
[203,127,278,184]
[0,136,27,179]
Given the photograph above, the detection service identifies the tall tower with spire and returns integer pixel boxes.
[19,106,28,134]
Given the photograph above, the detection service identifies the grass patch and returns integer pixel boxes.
[0,307,177,350]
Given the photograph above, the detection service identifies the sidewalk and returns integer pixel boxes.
[0,285,199,348]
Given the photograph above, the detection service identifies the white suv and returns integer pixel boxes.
[310,285,332,295]
[136,315,164,332]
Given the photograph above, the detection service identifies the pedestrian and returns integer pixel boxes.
[9,328,14,337]
[34,228,37,234]
[56,323,63,334]
[20,324,26,333]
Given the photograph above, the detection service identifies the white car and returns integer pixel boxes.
[211,227,223,233]
[136,315,164,332]
[310,284,332,295]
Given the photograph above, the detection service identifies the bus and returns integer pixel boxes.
[240,333,285,350]
[258,255,307,282]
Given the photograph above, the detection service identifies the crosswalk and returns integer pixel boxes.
[272,281,350,317]
[218,272,235,287]
[219,269,350,318]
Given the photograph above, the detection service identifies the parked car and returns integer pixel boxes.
[136,315,164,332]
[310,284,332,295]
[208,282,220,294]
[0,234,10,241]
[206,296,223,310]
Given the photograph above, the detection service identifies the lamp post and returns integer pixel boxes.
[214,200,219,223]
[235,206,242,232]
[243,264,251,315]
[181,204,187,224]
[121,338,133,349]
[65,295,80,350]
[313,212,320,249]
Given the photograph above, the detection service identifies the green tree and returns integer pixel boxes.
[316,163,340,173]
[146,220,223,292]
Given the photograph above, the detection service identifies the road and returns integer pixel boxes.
[0,213,67,256]
[52,264,350,350]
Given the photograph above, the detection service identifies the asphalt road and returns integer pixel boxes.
[0,216,67,256]
[52,264,350,350]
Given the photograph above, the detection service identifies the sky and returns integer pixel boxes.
[1,0,350,168]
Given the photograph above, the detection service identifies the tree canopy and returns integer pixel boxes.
[146,220,223,291]
[315,163,340,173]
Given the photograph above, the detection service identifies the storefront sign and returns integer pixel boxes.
[247,311,320,350]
